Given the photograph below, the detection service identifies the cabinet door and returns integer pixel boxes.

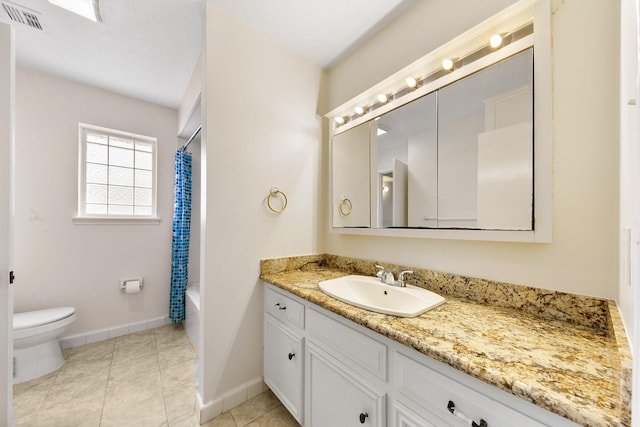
[305,343,385,427]
[264,315,303,423]
[332,122,371,227]
[394,402,450,427]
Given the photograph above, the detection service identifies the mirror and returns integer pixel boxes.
[332,48,534,231]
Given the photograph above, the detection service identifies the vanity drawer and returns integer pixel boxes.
[264,286,305,329]
[395,353,545,427]
[307,307,387,381]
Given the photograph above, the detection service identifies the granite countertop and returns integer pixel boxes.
[260,254,632,427]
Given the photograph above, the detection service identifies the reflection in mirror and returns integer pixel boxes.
[377,93,437,228]
[371,48,533,230]
[438,48,533,230]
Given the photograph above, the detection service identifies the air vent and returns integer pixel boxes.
[1,1,43,30]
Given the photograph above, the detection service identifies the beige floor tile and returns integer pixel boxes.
[54,358,112,385]
[243,405,300,427]
[62,339,115,365]
[41,369,109,409]
[14,411,40,427]
[35,389,105,427]
[13,369,58,395]
[163,383,197,423]
[100,403,167,427]
[13,370,58,416]
[101,374,167,427]
[156,334,192,352]
[103,371,164,409]
[201,411,237,427]
[114,329,156,348]
[230,390,281,427]
[158,343,196,369]
[154,323,187,339]
[161,359,196,388]
[169,412,202,427]
[112,333,158,362]
[109,351,161,382]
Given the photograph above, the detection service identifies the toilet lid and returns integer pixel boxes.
[13,307,76,330]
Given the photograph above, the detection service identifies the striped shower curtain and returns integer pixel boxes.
[169,150,192,323]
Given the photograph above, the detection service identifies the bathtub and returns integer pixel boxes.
[185,283,200,351]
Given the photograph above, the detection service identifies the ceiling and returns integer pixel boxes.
[0,0,414,109]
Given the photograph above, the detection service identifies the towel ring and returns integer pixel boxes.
[267,187,288,213]
[338,197,352,216]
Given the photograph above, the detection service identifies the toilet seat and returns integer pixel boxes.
[13,307,76,343]
[14,307,75,330]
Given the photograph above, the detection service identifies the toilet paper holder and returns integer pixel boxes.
[121,278,143,293]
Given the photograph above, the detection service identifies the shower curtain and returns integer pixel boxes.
[169,150,192,323]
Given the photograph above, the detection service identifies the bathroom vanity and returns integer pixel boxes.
[261,255,631,427]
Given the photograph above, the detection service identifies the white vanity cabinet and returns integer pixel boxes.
[263,282,580,427]
[306,343,385,426]
[263,287,304,423]
[394,352,546,427]
[305,307,387,426]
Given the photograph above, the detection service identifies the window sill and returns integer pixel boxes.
[72,216,161,225]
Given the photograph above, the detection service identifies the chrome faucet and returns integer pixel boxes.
[375,265,395,285]
[397,270,414,287]
[375,265,414,287]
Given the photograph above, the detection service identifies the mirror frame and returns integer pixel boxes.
[327,0,551,243]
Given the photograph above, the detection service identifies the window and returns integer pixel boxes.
[76,123,158,221]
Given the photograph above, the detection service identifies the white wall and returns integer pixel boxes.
[200,1,322,414]
[619,0,638,347]
[0,21,15,427]
[323,0,620,300]
[13,68,178,335]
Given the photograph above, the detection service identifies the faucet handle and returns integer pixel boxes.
[398,270,414,285]
[375,265,386,278]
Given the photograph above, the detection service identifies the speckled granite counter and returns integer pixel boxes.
[260,254,632,427]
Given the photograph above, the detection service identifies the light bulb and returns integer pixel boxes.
[406,77,417,89]
[334,116,345,125]
[490,34,503,49]
[377,94,389,104]
[354,106,365,115]
[442,58,454,71]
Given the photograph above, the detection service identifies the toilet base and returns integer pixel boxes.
[13,340,65,384]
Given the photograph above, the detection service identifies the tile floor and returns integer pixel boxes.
[12,324,299,426]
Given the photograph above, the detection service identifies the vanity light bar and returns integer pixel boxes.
[332,22,534,130]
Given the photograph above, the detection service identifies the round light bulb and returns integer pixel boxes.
[334,116,345,125]
[405,77,417,88]
[490,34,503,49]
[354,106,365,115]
[442,58,454,71]
[377,94,388,103]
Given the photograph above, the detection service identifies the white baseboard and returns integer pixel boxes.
[197,376,267,423]
[59,315,170,349]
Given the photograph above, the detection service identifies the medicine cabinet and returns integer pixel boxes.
[327,0,551,242]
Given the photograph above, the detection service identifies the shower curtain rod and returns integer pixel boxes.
[180,125,202,151]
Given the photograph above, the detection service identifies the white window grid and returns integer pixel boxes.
[78,123,158,218]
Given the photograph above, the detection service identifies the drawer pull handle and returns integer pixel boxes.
[275,303,287,310]
[359,412,368,423]
[288,352,295,360]
[447,401,488,427]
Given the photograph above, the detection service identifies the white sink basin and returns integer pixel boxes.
[318,275,445,317]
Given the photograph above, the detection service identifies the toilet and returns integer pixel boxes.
[13,307,76,384]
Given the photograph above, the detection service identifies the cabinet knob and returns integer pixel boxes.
[288,352,295,360]
[447,400,488,427]
[275,303,287,310]
[359,412,368,424]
